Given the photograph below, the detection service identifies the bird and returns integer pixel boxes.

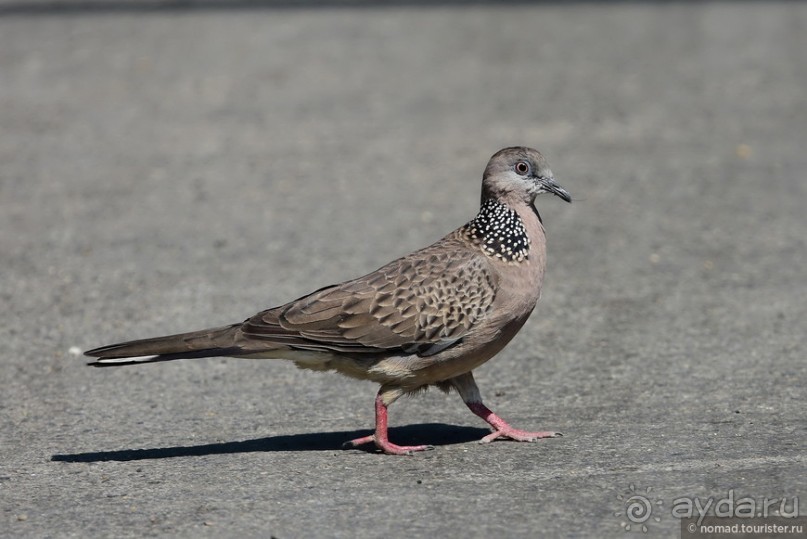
[85,146,572,455]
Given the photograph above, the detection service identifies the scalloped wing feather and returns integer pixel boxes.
[240,236,498,356]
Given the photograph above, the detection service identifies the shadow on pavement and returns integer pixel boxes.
[51,423,490,461]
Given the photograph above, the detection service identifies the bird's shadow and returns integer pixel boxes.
[51,423,488,462]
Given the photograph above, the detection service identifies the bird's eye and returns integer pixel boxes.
[515,161,530,175]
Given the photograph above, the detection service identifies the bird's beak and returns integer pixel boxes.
[540,177,572,203]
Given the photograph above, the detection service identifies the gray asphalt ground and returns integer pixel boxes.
[1,1,805,538]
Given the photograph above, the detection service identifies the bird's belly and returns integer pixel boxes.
[368,313,532,390]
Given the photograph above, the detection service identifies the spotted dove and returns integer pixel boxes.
[85,146,572,455]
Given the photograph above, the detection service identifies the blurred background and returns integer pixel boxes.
[1,1,804,537]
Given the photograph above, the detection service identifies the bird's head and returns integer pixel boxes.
[482,147,572,205]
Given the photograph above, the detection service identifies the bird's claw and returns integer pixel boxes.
[479,429,561,444]
[343,434,434,455]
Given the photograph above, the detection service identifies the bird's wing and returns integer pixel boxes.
[240,238,498,357]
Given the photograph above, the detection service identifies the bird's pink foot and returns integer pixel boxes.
[343,434,433,455]
[479,428,561,444]
[465,400,561,444]
[343,390,434,455]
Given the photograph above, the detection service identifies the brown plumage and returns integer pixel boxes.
[85,146,572,455]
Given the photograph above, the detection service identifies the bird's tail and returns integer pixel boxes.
[84,324,243,367]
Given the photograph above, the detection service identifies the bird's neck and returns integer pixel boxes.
[462,199,534,263]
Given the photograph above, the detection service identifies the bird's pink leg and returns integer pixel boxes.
[465,401,561,443]
[343,390,434,455]
[452,371,560,444]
